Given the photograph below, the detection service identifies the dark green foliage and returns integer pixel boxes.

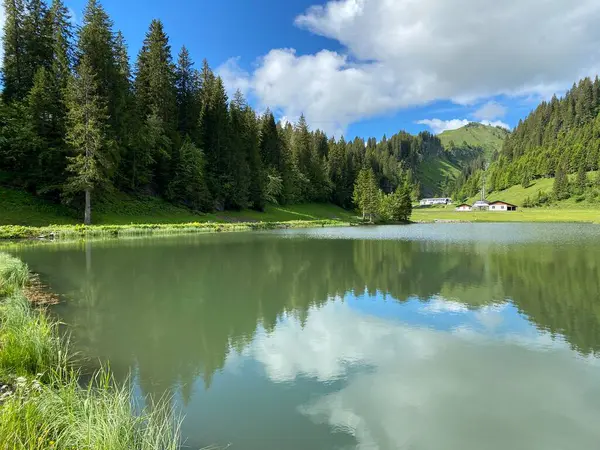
[0,0,439,223]
[78,0,124,137]
[353,167,380,222]
[576,160,589,194]
[460,76,600,200]
[523,190,551,208]
[553,162,570,200]
[380,182,412,222]
[167,137,210,211]
[175,46,201,139]
[64,55,116,224]
[2,0,27,102]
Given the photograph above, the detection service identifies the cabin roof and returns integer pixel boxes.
[489,201,517,207]
[456,203,471,207]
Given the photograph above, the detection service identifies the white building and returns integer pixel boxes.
[472,200,490,210]
[489,201,518,211]
[419,198,452,206]
[456,203,472,211]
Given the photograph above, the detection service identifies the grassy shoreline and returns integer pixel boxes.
[0,219,349,241]
[0,253,181,449]
[412,208,600,224]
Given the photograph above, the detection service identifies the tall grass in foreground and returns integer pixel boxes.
[0,370,180,450]
[0,252,182,449]
[0,253,29,296]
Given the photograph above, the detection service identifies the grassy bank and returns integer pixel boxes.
[0,186,356,240]
[0,219,348,240]
[0,186,355,226]
[0,253,181,449]
[413,208,600,223]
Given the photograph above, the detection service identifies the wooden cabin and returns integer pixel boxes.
[489,201,518,211]
[456,204,472,211]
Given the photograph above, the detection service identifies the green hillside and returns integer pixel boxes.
[0,186,355,227]
[466,171,599,207]
[417,157,461,196]
[438,122,510,161]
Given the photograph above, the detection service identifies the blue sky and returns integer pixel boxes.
[43,0,600,138]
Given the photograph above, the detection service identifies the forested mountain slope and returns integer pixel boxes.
[452,77,600,203]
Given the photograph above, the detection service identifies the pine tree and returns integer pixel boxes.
[23,0,53,81]
[521,169,532,188]
[245,105,265,210]
[259,110,283,171]
[167,137,210,210]
[292,114,313,200]
[198,69,230,207]
[134,20,177,127]
[64,56,115,224]
[2,0,28,102]
[576,160,588,194]
[175,46,200,138]
[553,162,570,200]
[78,0,124,140]
[353,167,380,222]
[227,90,251,209]
[134,19,177,192]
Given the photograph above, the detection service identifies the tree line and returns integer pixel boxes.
[0,0,429,223]
[451,77,600,202]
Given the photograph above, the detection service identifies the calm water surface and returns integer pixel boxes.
[14,223,600,450]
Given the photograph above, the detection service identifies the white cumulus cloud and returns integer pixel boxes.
[473,101,507,121]
[219,0,600,135]
[249,300,600,450]
[417,118,510,134]
[416,119,470,134]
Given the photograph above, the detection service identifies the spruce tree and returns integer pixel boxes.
[175,46,200,138]
[245,105,265,210]
[353,167,380,222]
[134,20,177,128]
[23,0,53,81]
[553,162,570,200]
[228,90,251,209]
[78,0,125,141]
[134,19,177,192]
[259,110,283,172]
[64,56,115,224]
[291,114,313,201]
[167,137,210,211]
[2,0,28,102]
[198,70,230,207]
[576,160,588,194]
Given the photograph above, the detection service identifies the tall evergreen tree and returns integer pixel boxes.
[64,56,115,224]
[133,19,177,192]
[245,105,265,210]
[198,69,230,208]
[228,90,251,209]
[553,161,570,200]
[78,0,124,140]
[353,167,380,222]
[2,0,28,102]
[175,46,200,138]
[167,137,210,211]
[576,160,588,194]
[23,0,53,80]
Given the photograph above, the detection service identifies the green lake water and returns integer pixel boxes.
[13,223,600,450]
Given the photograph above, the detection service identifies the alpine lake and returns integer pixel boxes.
[13,223,600,450]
